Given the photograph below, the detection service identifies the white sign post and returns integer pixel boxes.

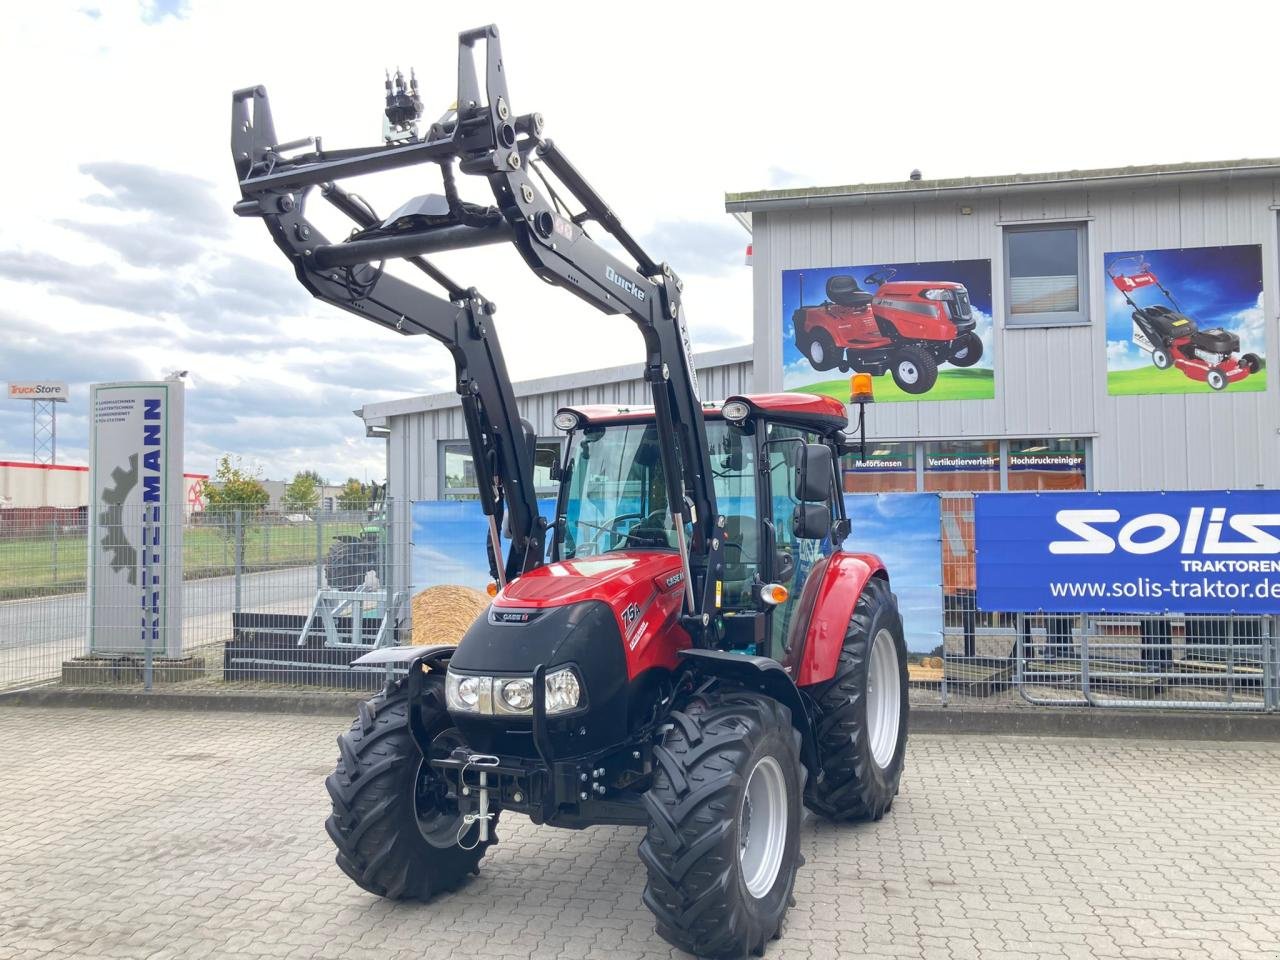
[87,381,185,657]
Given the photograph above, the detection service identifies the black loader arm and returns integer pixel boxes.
[229,24,723,642]
[230,76,545,585]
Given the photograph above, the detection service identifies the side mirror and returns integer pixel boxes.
[796,443,833,503]
[792,502,831,540]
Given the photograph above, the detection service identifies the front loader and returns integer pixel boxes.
[231,26,908,959]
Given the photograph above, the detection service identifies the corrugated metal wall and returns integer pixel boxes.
[385,351,753,500]
[750,178,1280,490]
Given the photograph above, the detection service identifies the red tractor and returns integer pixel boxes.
[793,267,982,394]
[233,27,908,959]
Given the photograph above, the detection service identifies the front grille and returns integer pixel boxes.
[950,289,973,320]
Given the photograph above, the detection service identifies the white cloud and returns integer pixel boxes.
[970,306,994,370]
[1107,338,1144,370]
[1230,291,1266,358]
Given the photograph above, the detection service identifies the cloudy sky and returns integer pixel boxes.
[2,1,1276,482]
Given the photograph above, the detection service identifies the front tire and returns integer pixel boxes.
[325,678,498,900]
[1206,367,1228,391]
[804,577,908,821]
[640,691,804,959]
[1152,348,1172,370]
[949,332,983,367]
[890,344,938,394]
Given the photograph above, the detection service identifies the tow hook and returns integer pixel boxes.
[458,754,500,848]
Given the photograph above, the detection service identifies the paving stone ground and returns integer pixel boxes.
[1,706,1277,960]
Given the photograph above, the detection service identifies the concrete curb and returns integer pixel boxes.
[3,684,1278,741]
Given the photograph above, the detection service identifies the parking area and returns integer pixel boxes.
[1,706,1277,960]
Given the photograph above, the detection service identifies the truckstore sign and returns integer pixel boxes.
[975,491,1280,614]
[7,380,69,402]
[87,381,185,656]
[781,259,993,403]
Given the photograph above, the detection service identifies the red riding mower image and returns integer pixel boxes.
[1108,255,1262,391]
[792,268,983,395]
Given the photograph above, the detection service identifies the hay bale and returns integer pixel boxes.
[410,584,491,646]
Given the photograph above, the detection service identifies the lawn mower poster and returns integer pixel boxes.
[781,259,993,401]
[1105,244,1264,395]
[974,490,1280,615]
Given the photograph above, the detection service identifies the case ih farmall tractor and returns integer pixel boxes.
[793,268,982,394]
[232,27,908,958]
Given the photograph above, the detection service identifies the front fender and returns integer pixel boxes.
[786,552,886,687]
[677,649,819,776]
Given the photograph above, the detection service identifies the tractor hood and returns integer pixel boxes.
[496,551,684,608]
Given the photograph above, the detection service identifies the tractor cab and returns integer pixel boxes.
[546,393,849,662]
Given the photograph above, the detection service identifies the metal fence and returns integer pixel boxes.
[937,493,1280,712]
[0,501,413,694]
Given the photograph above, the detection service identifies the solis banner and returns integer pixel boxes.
[1105,245,1264,396]
[975,491,1280,614]
[781,260,993,403]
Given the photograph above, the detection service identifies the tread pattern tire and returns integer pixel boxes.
[804,577,909,822]
[949,332,983,368]
[325,680,497,900]
[640,691,805,959]
[890,345,938,394]
[806,330,840,372]
[325,539,380,590]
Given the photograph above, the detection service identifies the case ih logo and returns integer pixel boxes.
[605,265,646,303]
[1050,508,1280,556]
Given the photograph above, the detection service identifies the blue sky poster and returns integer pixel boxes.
[1105,244,1264,396]
[844,492,942,653]
[782,260,993,403]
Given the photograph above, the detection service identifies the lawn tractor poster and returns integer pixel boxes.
[782,260,994,402]
[1105,245,1264,395]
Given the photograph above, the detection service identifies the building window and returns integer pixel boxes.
[1004,223,1089,326]
[843,442,916,493]
[1007,438,1087,491]
[923,440,1000,492]
[440,438,563,500]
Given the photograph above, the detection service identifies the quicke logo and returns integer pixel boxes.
[605,265,646,303]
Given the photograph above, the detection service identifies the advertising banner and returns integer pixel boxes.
[1105,245,1264,395]
[844,493,941,652]
[7,381,69,402]
[975,491,1280,614]
[782,260,993,402]
[87,381,185,656]
[412,494,942,653]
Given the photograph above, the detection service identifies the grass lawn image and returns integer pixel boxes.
[794,368,995,403]
[1107,366,1266,396]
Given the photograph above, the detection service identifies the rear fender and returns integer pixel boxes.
[788,553,886,687]
[677,649,819,776]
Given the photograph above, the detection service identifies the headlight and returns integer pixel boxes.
[553,410,579,431]
[446,671,493,713]
[499,677,534,712]
[544,667,582,715]
[920,288,955,301]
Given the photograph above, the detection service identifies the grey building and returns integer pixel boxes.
[728,157,1280,494]
[357,344,752,500]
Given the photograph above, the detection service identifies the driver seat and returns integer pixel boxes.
[825,275,874,309]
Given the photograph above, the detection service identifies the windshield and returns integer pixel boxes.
[560,423,676,558]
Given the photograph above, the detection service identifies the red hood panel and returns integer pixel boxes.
[497,551,684,608]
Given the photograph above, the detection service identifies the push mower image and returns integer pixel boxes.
[1108,255,1261,391]
[231,24,908,960]
[792,267,982,394]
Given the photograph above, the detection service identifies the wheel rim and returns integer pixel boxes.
[866,628,902,769]
[953,346,968,360]
[810,340,825,364]
[898,360,919,384]
[414,730,470,848]
[738,755,788,899]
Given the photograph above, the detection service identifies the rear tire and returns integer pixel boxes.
[325,678,498,900]
[804,577,908,821]
[641,691,804,959]
[890,345,938,394]
[325,538,380,590]
[1242,353,1263,374]
[948,332,983,367]
[806,330,840,372]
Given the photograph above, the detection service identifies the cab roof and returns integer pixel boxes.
[560,392,849,433]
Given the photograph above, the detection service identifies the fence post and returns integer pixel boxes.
[264,518,271,566]
[234,509,244,618]
[316,511,324,590]
[51,520,59,585]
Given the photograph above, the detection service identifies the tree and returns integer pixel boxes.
[203,455,269,523]
[336,477,371,511]
[283,469,323,516]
